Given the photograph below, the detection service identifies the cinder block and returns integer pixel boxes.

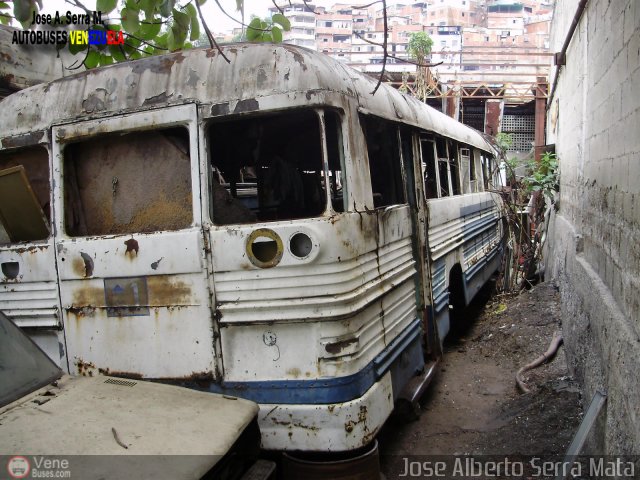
[627,28,640,75]
[628,156,640,194]
[623,0,636,46]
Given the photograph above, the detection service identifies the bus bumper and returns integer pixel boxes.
[257,372,394,451]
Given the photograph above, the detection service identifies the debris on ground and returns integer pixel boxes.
[379,281,583,478]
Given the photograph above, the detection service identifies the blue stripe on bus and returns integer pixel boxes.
[464,242,502,283]
[207,318,423,404]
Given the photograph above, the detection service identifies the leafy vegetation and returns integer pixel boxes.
[523,151,559,198]
[407,31,433,63]
[1,0,291,68]
[246,14,290,43]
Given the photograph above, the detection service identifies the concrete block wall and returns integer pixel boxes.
[546,0,640,454]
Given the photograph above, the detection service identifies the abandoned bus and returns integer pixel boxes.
[0,43,503,452]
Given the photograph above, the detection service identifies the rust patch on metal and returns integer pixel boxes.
[325,338,358,355]
[147,275,193,305]
[1,131,45,149]
[13,245,47,254]
[233,98,259,114]
[66,305,96,318]
[142,91,174,106]
[72,286,104,307]
[76,359,96,376]
[72,257,85,277]
[100,369,144,380]
[124,238,139,257]
[271,418,319,431]
[153,371,214,388]
[344,405,368,433]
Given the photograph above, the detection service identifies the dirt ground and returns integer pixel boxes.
[378,281,584,478]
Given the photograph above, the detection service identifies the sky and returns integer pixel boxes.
[45,0,338,34]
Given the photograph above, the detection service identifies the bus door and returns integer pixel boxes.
[0,139,67,367]
[418,137,450,344]
[51,105,219,380]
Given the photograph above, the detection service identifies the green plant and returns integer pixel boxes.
[495,132,513,156]
[523,152,559,198]
[407,31,433,63]
[1,0,290,69]
[246,14,290,43]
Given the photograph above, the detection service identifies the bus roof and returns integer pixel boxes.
[0,43,496,154]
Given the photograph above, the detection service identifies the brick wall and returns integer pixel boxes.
[546,0,640,454]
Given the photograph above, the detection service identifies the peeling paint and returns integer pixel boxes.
[1,130,45,148]
[124,239,139,257]
[233,98,259,114]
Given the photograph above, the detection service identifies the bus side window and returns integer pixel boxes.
[420,139,438,200]
[449,141,461,195]
[324,111,346,213]
[460,147,471,193]
[64,128,193,236]
[0,147,50,244]
[208,109,327,224]
[469,149,478,192]
[435,137,449,197]
[481,154,489,190]
[360,115,406,208]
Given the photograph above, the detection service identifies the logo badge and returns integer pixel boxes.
[7,456,30,479]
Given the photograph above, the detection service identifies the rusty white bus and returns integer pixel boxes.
[0,43,503,452]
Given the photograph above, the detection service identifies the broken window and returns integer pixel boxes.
[208,109,329,225]
[420,139,438,200]
[0,147,50,245]
[325,111,347,213]
[360,115,406,208]
[469,149,478,192]
[435,137,450,197]
[460,147,471,193]
[449,141,461,195]
[64,128,193,236]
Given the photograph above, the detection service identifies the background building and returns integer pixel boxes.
[269,2,317,50]
[268,1,552,158]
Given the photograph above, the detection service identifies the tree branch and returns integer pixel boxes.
[301,1,316,12]
[271,0,285,15]
[351,1,383,9]
[65,0,91,15]
[196,0,230,63]
[371,0,387,95]
[385,53,443,68]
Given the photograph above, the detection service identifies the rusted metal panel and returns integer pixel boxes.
[258,373,393,451]
[50,104,218,380]
[426,191,503,340]
[484,99,504,136]
[0,141,64,365]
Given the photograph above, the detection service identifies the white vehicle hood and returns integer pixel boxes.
[0,374,258,479]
